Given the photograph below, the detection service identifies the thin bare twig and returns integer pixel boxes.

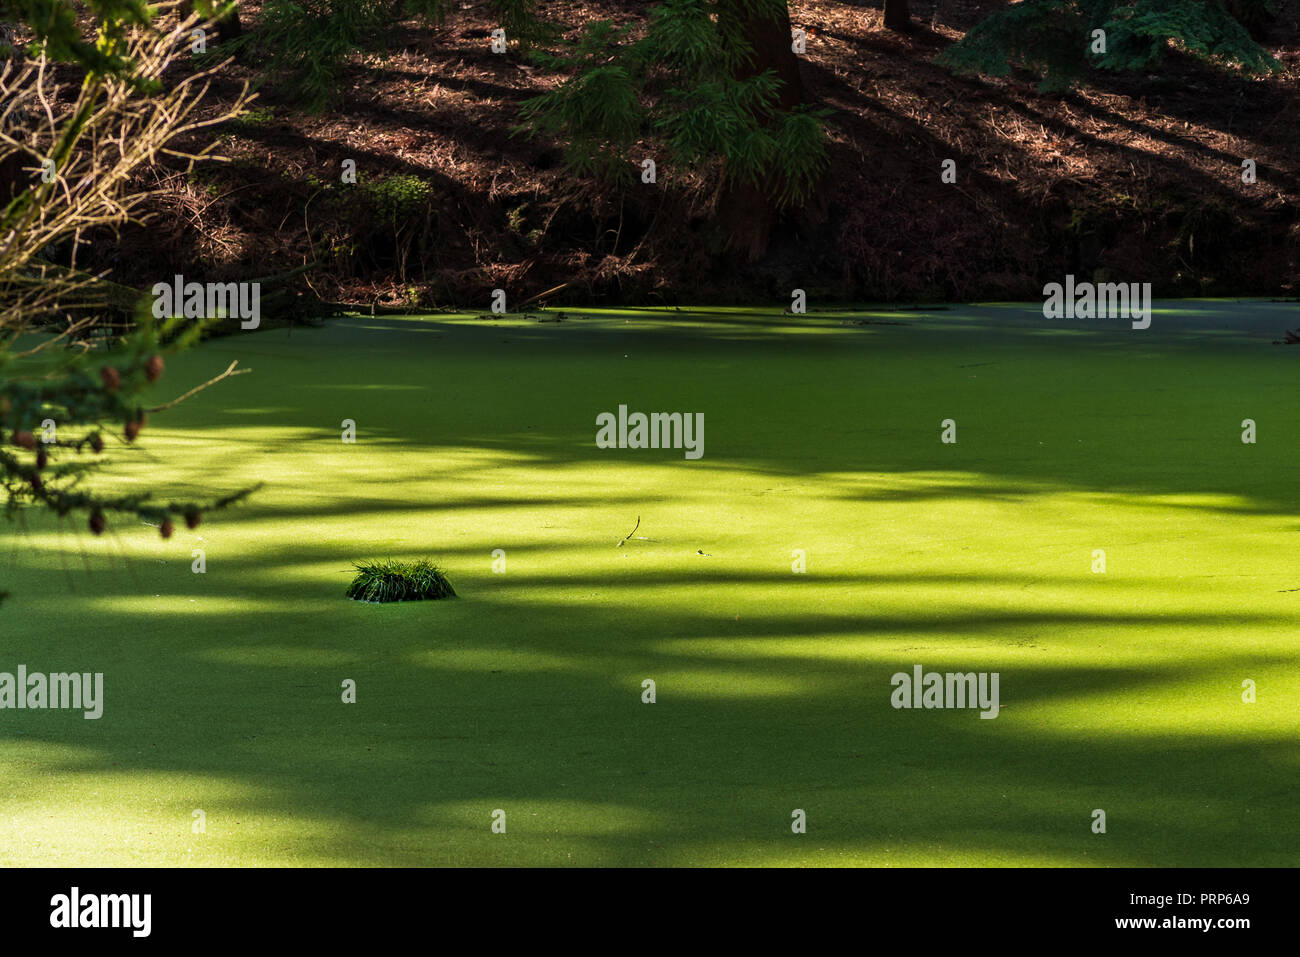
[146,360,250,413]
[617,516,640,548]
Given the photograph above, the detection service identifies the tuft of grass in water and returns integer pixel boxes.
[346,559,456,602]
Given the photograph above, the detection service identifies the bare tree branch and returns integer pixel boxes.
[147,359,250,413]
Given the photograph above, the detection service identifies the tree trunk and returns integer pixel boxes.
[720,0,804,109]
[883,0,912,32]
[715,1,806,261]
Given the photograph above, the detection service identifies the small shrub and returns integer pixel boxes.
[346,559,457,602]
[365,174,434,223]
[359,174,436,280]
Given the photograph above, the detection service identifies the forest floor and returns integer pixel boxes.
[3,302,1298,865]
[61,1,1300,305]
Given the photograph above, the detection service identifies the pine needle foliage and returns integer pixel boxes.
[938,0,1281,92]
[516,0,831,207]
[225,0,393,109]
[490,0,555,49]
[515,20,644,183]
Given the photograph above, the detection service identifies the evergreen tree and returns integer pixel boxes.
[222,0,826,253]
[517,0,830,258]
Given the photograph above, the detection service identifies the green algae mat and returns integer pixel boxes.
[2,301,1297,866]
